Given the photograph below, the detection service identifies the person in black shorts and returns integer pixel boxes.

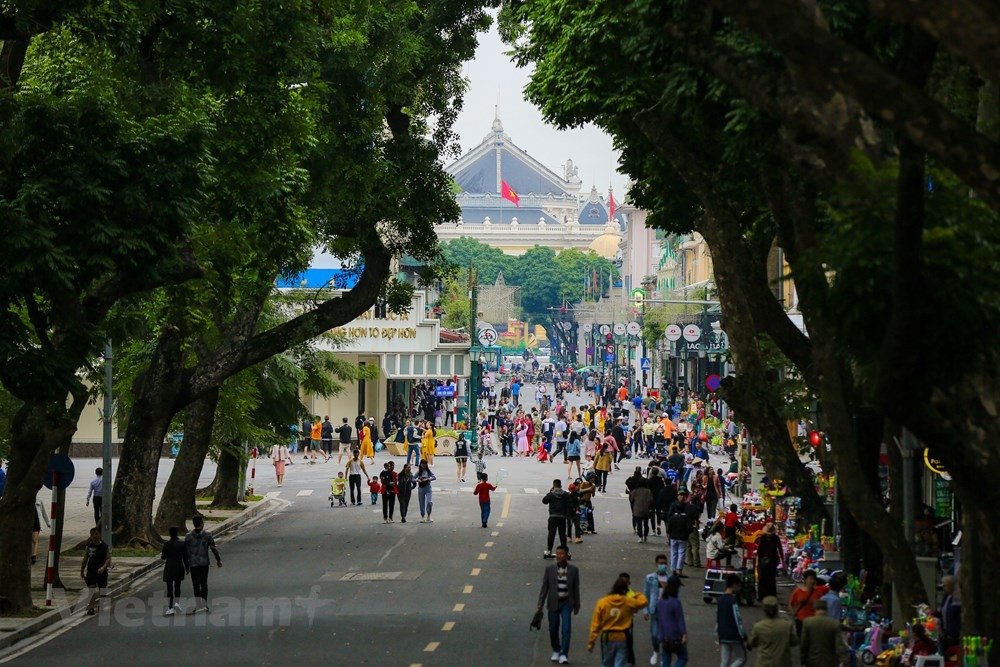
[80,527,110,615]
[454,432,471,483]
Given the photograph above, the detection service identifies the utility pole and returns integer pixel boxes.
[102,340,113,548]
[466,264,479,428]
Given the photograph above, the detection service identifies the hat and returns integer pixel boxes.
[692,457,704,465]
[762,596,779,609]
[677,489,689,496]
[667,574,683,587]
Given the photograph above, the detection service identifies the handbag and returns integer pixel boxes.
[529,608,543,631]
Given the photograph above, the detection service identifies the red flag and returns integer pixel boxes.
[501,179,520,207]
[608,191,616,221]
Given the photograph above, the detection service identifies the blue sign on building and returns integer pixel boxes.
[640,357,651,371]
[605,353,616,363]
[435,385,456,398]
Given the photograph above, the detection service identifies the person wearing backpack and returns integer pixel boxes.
[665,490,693,576]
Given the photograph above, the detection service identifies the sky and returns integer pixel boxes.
[449,21,630,198]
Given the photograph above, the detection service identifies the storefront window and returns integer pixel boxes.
[441,356,451,375]
[386,356,396,374]
[427,355,438,375]
[414,355,424,375]
[400,355,411,375]
[455,355,465,376]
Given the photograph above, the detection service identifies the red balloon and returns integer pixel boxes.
[809,431,822,447]
[699,430,708,442]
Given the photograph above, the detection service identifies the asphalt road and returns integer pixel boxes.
[2,389,780,666]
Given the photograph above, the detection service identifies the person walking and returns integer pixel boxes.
[269,441,291,487]
[80,527,110,615]
[336,417,353,465]
[85,468,104,526]
[704,466,722,521]
[684,495,703,569]
[161,526,189,616]
[629,479,654,543]
[309,416,329,463]
[358,419,375,466]
[473,473,496,527]
[537,545,580,665]
[454,432,471,482]
[643,554,671,665]
[749,596,798,667]
[665,490,692,576]
[755,523,783,601]
[379,462,397,523]
[185,515,222,614]
[345,449,369,506]
[656,575,688,667]
[396,463,416,523]
[542,478,570,558]
[517,418,530,457]
[588,575,648,667]
[421,421,437,467]
[415,460,436,522]
[799,599,848,667]
[594,445,613,493]
[717,572,750,667]
[321,415,335,458]
[404,419,421,466]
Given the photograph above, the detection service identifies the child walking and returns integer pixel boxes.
[473,473,497,528]
[368,477,381,505]
[474,447,487,481]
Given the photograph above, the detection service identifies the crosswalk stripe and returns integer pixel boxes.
[523,488,539,494]
[297,489,314,496]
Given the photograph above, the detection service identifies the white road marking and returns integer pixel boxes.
[296,489,313,497]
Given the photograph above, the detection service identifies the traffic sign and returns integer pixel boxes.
[682,324,701,343]
[626,321,641,336]
[613,323,627,336]
[43,453,75,490]
[582,322,593,333]
[705,374,722,391]
[640,357,651,371]
[665,324,682,342]
[476,326,498,347]
[599,324,612,336]
[605,353,616,363]
[631,288,646,309]
[605,343,615,353]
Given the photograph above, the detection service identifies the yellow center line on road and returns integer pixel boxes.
[477,553,488,560]
[453,603,465,612]
[501,493,512,519]
[497,522,504,527]
[424,642,440,652]
[442,621,456,631]
[463,585,474,594]
[485,541,494,547]
[491,531,499,536]
[410,664,423,667]
[471,568,481,576]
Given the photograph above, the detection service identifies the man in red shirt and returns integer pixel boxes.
[473,473,498,528]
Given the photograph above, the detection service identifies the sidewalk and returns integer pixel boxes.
[0,456,276,650]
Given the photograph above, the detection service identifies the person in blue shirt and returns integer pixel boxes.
[656,575,688,667]
[511,380,521,406]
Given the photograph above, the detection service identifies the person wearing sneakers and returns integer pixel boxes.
[542,479,570,558]
[415,460,436,522]
[161,526,189,615]
[185,515,222,614]
[80,527,110,616]
[309,416,329,463]
[473,473,497,527]
[537,545,580,665]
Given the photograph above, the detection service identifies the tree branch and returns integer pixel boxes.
[711,0,1000,212]
[869,0,1000,84]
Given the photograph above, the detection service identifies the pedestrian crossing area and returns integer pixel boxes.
[265,486,630,498]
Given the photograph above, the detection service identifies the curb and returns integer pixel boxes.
[0,496,279,651]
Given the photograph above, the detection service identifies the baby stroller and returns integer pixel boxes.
[329,478,348,507]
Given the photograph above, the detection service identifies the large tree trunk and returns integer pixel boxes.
[112,328,187,547]
[0,400,80,611]
[154,388,220,534]
[210,445,243,509]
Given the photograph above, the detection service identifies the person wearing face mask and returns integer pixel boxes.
[643,554,672,665]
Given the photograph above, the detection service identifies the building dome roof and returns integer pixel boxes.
[589,231,621,259]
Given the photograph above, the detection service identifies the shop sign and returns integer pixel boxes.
[923,449,951,480]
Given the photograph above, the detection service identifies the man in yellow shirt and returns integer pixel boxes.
[588,575,648,666]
